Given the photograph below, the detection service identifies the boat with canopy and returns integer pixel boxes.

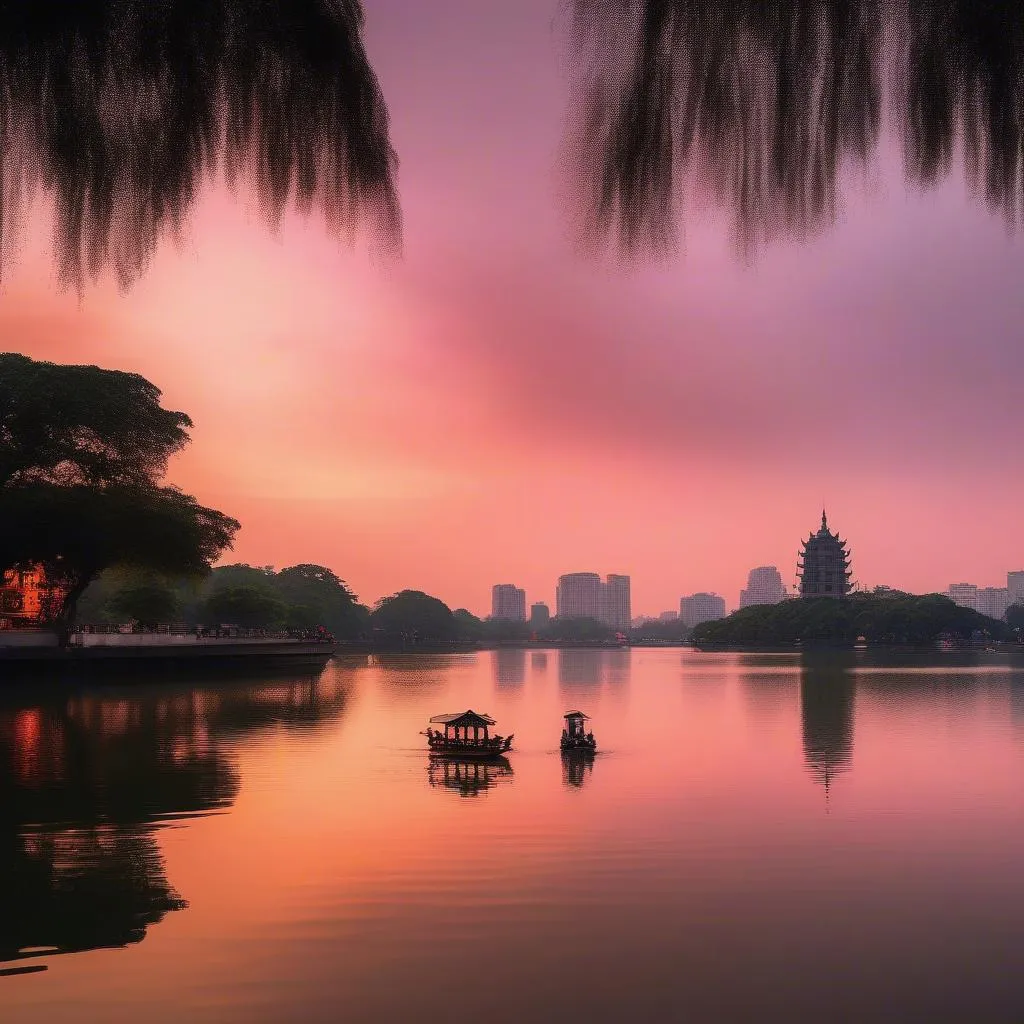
[423,710,513,757]
[560,710,596,752]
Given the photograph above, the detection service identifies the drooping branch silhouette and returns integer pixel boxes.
[901,2,1024,224]
[564,0,1024,254]
[0,0,400,290]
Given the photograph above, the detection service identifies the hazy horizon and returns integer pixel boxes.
[4,0,1022,617]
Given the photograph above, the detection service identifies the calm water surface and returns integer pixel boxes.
[3,649,1024,1022]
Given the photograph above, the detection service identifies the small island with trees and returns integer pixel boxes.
[691,592,1020,648]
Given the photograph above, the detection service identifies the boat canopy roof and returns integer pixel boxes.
[564,710,590,720]
[429,710,496,727]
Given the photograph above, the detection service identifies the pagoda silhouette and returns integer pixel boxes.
[797,509,852,598]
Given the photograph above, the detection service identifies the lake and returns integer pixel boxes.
[3,648,1024,1022]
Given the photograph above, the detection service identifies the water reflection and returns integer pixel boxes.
[531,652,549,674]
[426,755,513,797]
[558,649,632,690]
[492,649,527,688]
[373,654,456,699]
[606,650,631,686]
[0,668,353,966]
[0,827,186,965]
[1011,682,1024,727]
[561,750,596,788]
[566,0,1024,254]
[739,669,800,716]
[799,653,855,796]
[559,649,603,687]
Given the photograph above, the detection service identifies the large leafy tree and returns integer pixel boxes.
[0,484,238,639]
[0,354,191,488]
[273,564,362,638]
[1007,604,1024,631]
[369,590,457,643]
[201,586,286,629]
[0,355,238,639]
[106,579,182,628]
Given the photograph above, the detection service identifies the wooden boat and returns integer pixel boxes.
[560,710,596,753]
[423,710,513,757]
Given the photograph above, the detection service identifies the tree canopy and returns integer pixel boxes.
[273,564,362,635]
[369,590,458,643]
[1007,604,1024,631]
[691,594,1013,646]
[77,561,365,637]
[0,483,238,633]
[201,586,287,629]
[0,355,238,637]
[0,354,191,488]
[106,579,181,628]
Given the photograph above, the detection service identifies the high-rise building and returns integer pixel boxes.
[977,587,1012,620]
[680,592,727,629]
[529,602,550,627]
[658,610,679,622]
[946,583,979,611]
[491,584,526,621]
[1008,571,1024,607]
[556,573,603,619]
[739,566,787,608]
[798,510,852,598]
[601,574,631,631]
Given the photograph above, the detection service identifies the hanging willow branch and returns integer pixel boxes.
[564,0,1024,255]
[0,0,400,290]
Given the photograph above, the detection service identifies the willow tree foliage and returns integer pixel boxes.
[1,2,1021,284]
[563,0,1024,255]
[0,0,399,289]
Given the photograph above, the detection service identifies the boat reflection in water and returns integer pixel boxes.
[560,750,595,789]
[427,755,513,798]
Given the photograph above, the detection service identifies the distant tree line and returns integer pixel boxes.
[77,576,638,647]
[628,618,693,643]
[692,594,1017,647]
[77,563,366,639]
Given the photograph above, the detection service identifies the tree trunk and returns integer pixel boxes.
[53,576,92,648]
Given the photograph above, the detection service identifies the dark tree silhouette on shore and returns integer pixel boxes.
[0,355,238,638]
[0,354,190,488]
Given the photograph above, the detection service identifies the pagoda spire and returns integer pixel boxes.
[821,508,828,532]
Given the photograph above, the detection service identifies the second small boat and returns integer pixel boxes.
[560,710,596,753]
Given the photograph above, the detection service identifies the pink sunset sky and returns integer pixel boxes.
[3,0,1022,616]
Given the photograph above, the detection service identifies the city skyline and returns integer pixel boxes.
[472,560,1024,624]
